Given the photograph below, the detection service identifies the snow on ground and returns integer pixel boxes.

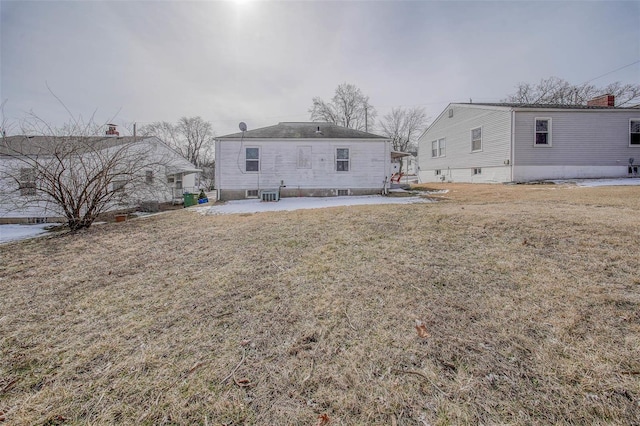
[569,178,640,187]
[197,195,434,216]
[0,223,52,244]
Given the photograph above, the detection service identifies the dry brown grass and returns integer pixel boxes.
[1,183,639,425]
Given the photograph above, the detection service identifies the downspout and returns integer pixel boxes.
[215,139,221,201]
[510,109,515,182]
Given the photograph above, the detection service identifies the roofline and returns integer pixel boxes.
[215,137,391,142]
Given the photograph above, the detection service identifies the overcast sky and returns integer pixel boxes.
[1,0,639,137]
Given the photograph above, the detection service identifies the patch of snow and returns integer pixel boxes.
[553,178,640,187]
[196,195,434,216]
[0,223,53,244]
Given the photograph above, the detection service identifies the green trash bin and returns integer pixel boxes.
[183,193,197,207]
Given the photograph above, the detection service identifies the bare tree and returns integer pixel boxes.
[504,77,640,106]
[309,83,376,132]
[0,113,174,231]
[139,116,214,167]
[378,106,429,173]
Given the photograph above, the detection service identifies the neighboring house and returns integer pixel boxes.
[214,122,396,201]
[0,132,200,223]
[417,95,640,183]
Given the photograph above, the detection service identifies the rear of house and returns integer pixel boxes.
[418,98,640,183]
[215,122,393,201]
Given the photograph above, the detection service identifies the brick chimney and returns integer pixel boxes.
[105,124,120,136]
[587,94,615,107]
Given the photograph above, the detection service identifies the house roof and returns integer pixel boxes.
[453,102,634,110]
[0,135,145,156]
[217,122,388,139]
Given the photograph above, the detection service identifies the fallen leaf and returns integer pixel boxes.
[415,320,429,339]
[317,413,330,425]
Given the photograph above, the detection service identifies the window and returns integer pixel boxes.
[297,146,312,169]
[471,127,482,152]
[245,147,260,172]
[112,180,126,192]
[535,118,551,146]
[337,189,349,196]
[472,168,482,175]
[167,176,175,184]
[448,109,454,118]
[336,148,350,172]
[431,138,446,158]
[630,119,640,146]
[246,189,259,198]
[19,167,36,196]
[145,170,154,184]
[435,169,441,175]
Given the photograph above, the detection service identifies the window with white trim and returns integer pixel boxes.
[431,138,446,158]
[472,168,482,175]
[246,189,259,198]
[535,118,551,146]
[435,169,441,175]
[471,127,482,152]
[19,167,36,196]
[630,119,640,146]
[245,147,260,172]
[336,148,350,172]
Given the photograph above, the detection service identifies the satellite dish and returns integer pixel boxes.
[629,158,635,165]
[239,122,247,132]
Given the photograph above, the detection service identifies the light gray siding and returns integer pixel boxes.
[418,104,512,182]
[514,110,640,166]
[216,138,391,199]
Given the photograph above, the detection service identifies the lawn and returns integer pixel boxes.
[1,183,639,425]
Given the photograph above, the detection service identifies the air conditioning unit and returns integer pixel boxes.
[260,189,280,202]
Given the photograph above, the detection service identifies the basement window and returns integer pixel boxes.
[246,189,259,198]
[337,189,349,196]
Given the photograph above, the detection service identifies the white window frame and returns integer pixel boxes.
[431,138,445,158]
[472,168,482,175]
[471,127,482,152]
[630,119,640,147]
[336,147,350,172]
[534,117,552,147]
[297,146,312,169]
[245,147,260,172]
[435,169,441,175]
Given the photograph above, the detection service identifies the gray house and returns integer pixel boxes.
[214,122,395,201]
[417,95,640,183]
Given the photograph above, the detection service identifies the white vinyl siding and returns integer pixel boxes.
[297,146,312,168]
[418,104,512,183]
[471,127,482,152]
[535,118,552,146]
[630,119,640,146]
[216,138,390,195]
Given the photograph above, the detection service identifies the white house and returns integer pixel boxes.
[418,95,640,183]
[214,122,396,201]
[0,133,200,223]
